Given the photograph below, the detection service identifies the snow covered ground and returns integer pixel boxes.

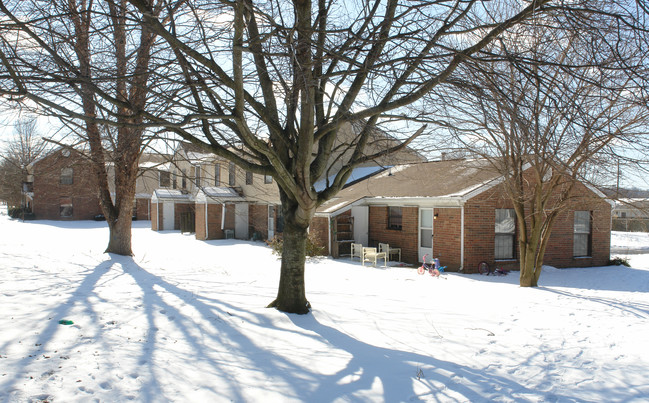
[0,215,648,403]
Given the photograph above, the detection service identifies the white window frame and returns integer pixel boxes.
[495,208,516,260]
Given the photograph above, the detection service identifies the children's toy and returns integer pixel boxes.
[418,254,446,277]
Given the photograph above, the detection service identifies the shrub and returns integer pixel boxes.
[608,256,630,267]
[267,234,326,257]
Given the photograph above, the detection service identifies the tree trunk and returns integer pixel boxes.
[267,217,310,314]
[105,198,134,256]
[519,244,539,287]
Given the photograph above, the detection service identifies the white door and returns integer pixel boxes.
[419,208,434,262]
[268,205,275,239]
[162,202,174,230]
[235,203,249,239]
[351,205,369,245]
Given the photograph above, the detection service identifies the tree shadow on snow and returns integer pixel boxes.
[3,253,617,402]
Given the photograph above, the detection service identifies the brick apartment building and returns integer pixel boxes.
[24,147,164,221]
[312,159,612,273]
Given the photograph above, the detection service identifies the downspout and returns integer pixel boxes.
[460,205,465,272]
[221,203,226,230]
[327,215,332,256]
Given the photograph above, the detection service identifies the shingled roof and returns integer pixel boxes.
[316,159,503,214]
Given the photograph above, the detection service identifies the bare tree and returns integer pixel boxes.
[118,0,566,313]
[430,5,649,286]
[0,118,47,209]
[0,0,171,255]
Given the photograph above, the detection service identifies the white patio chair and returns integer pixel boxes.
[362,247,387,267]
[378,243,401,263]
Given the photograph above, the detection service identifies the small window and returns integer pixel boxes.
[159,171,171,187]
[574,211,592,257]
[229,162,236,186]
[194,165,201,187]
[172,170,177,189]
[181,169,187,189]
[60,197,73,217]
[495,209,515,259]
[214,165,221,186]
[60,168,73,185]
[388,207,402,230]
[264,174,273,184]
[246,171,253,185]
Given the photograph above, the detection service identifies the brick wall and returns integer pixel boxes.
[173,203,195,231]
[463,180,611,273]
[32,150,102,220]
[311,216,330,253]
[432,208,462,270]
[249,204,269,239]
[151,202,159,230]
[135,198,150,220]
[369,206,419,263]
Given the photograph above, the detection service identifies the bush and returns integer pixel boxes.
[267,234,326,257]
[608,256,630,267]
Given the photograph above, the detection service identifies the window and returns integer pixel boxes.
[264,175,273,184]
[495,209,516,259]
[172,170,177,189]
[246,171,253,185]
[60,168,73,185]
[574,211,592,257]
[229,162,236,186]
[159,171,171,187]
[214,165,221,186]
[60,197,73,217]
[194,165,201,187]
[388,207,402,230]
[181,169,187,189]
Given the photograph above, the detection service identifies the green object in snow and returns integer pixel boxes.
[58,320,74,325]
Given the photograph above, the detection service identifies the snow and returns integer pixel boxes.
[0,215,648,402]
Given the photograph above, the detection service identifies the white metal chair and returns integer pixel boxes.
[378,243,401,262]
[362,247,387,267]
[351,243,363,261]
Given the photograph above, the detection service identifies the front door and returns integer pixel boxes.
[351,205,369,245]
[162,201,174,231]
[235,203,249,239]
[268,205,275,239]
[419,208,434,262]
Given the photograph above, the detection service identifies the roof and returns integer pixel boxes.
[152,189,193,201]
[316,159,503,214]
[313,165,387,192]
[195,187,247,203]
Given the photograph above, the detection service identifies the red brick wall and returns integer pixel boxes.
[32,150,102,220]
[151,202,159,230]
[173,203,194,230]
[249,204,269,239]
[463,190,514,273]
[432,208,462,270]
[463,180,611,273]
[369,206,419,263]
[135,198,150,220]
[311,216,330,253]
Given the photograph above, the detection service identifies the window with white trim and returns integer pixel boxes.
[159,171,171,187]
[495,208,515,259]
[574,211,592,257]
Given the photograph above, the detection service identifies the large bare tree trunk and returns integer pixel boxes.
[267,217,310,314]
[106,206,134,255]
